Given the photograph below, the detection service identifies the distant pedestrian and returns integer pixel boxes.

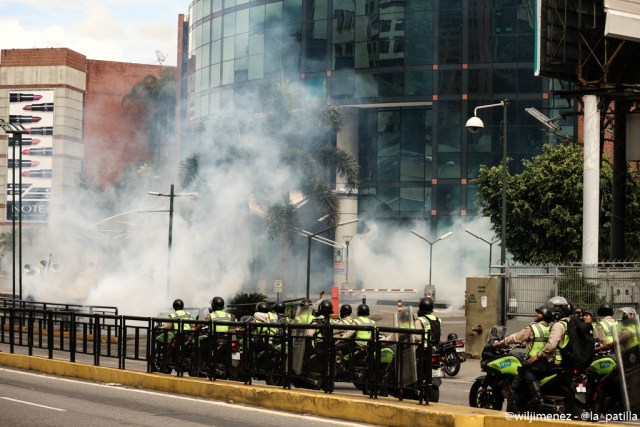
[36,260,47,275]
[22,264,34,276]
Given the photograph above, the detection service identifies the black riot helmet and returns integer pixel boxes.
[256,302,270,313]
[547,296,573,319]
[173,299,184,311]
[447,333,459,341]
[535,306,554,323]
[319,300,333,316]
[273,301,286,314]
[597,301,614,317]
[340,304,352,318]
[300,298,313,307]
[211,296,225,311]
[357,304,370,316]
[418,297,434,314]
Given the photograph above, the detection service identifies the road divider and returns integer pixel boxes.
[0,352,607,427]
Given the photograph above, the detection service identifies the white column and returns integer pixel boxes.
[334,107,359,288]
[582,95,600,266]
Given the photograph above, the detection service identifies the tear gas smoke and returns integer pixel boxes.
[3,83,499,317]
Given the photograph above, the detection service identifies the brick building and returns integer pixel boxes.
[0,48,168,225]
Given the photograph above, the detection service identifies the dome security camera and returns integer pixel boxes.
[465,116,484,134]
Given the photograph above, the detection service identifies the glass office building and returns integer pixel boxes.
[184,0,571,232]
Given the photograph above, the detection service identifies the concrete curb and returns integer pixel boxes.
[0,352,614,427]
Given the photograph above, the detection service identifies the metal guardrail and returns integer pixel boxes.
[0,308,436,404]
[0,298,118,316]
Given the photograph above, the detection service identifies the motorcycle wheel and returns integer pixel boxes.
[469,377,504,410]
[227,367,245,382]
[557,386,587,420]
[265,368,283,386]
[444,353,461,377]
[187,358,202,377]
[150,352,173,374]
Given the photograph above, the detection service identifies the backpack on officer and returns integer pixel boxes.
[560,315,595,369]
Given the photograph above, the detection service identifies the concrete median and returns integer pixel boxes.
[0,352,617,427]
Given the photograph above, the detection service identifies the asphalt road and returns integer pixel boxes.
[0,366,377,427]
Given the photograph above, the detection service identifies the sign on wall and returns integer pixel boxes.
[6,90,54,222]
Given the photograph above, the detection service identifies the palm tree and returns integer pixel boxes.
[181,81,358,241]
[179,81,359,288]
[227,291,268,319]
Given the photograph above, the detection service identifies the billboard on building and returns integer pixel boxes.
[7,90,54,222]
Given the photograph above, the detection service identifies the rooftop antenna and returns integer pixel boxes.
[155,50,167,65]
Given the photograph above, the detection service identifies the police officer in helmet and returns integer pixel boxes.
[308,300,334,345]
[339,304,353,323]
[273,301,288,321]
[525,296,575,406]
[415,297,441,346]
[162,299,192,330]
[295,298,315,324]
[340,304,376,345]
[204,296,235,334]
[494,306,552,404]
[158,298,192,344]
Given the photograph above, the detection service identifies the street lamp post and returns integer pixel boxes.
[306,219,359,299]
[0,119,27,300]
[410,230,453,295]
[343,235,353,285]
[466,100,509,266]
[147,184,198,296]
[464,228,500,274]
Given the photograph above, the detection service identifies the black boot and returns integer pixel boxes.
[527,381,543,407]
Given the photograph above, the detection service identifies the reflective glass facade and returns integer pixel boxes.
[186,0,572,230]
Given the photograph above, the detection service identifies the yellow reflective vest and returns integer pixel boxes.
[352,316,376,345]
[168,310,192,331]
[527,322,550,357]
[210,310,234,333]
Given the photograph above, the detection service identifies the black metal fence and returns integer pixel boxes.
[0,307,437,404]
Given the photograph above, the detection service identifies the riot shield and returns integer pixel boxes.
[394,307,417,386]
[613,311,640,412]
[291,305,314,375]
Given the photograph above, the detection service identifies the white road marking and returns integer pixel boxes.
[0,368,371,426]
[0,396,66,411]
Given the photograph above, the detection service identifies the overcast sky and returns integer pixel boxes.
[0,0,186,66]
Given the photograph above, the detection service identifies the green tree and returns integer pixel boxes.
[227,292,268,319]
[474,143,640,263]
[547,267,606,310]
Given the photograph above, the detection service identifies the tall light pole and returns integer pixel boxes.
[306,219,359,299]
[0,119,27,300]
[465,228,500,274]
[343,235,353,285]
[410,230,453,294]
[466,100,509,266]
[147,184,198,296]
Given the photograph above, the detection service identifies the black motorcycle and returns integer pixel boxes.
[585,351,623,416]
[188,331,242,380]
[435,333,466,377]
[150,328,193,375]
